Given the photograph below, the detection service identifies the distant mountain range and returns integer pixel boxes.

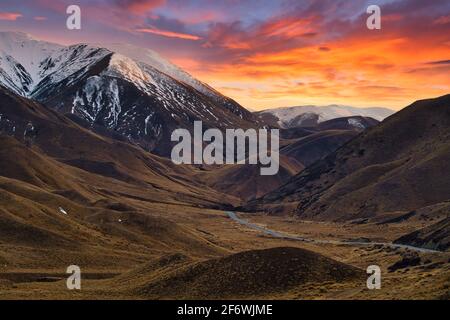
[255,105,394,129]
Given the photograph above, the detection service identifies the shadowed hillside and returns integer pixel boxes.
[395,217,450,251]
[244,94,450,225]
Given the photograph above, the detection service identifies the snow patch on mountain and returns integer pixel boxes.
[72,76,121,127]
[348,118,366,130]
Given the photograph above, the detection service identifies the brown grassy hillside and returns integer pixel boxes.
[127,247,364,299]
[245,95,450,224]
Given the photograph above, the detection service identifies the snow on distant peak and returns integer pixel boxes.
[260,104,394,128]
[348,118,366,130]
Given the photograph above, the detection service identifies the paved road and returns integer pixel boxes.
[226,211,440,254]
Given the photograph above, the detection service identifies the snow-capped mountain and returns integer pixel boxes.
[0,31,257,155]
[99,43,215,97]
[0,32,114,97]
[0,32,62,95]
[256,105,394,129]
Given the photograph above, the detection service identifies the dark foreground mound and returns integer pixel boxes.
[132,247,363,299]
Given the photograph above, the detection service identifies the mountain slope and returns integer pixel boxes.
[0,32,63,95]
[0,133,229,268]
[316,116,379,131]
[244,94,450,221]
[199,117,378,201]
[0,85,233,207]
[0,32,110,97]
[281,129,359,168]
[0,84,236,269]
[99,43,232,103]
[200,154,304,201]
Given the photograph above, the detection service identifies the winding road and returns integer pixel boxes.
[226,211,441,254]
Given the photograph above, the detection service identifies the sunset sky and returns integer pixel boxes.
[0,0,449,110]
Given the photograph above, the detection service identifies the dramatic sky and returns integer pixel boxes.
[0,0,449,110]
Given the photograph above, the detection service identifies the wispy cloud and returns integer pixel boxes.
[425,59,450,65]
[0,12,22,21]
[136,27,200,40]
[114,0,165,14]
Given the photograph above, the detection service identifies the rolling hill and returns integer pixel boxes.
[0,85,238,270]
[114,247,363,299]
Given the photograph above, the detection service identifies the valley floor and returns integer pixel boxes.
[1,207,449,300]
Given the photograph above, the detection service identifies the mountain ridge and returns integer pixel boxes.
[0,31,259,156]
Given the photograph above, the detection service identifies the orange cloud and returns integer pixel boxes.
[259,16,317,38]
[183,27,449,110]
[434,15,450,25]
[115,0,165,14]
[174,3,450,111]
[0,12,22,21]
[136,27,201,40]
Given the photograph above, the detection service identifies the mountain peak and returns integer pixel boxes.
[98,42,217,98]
